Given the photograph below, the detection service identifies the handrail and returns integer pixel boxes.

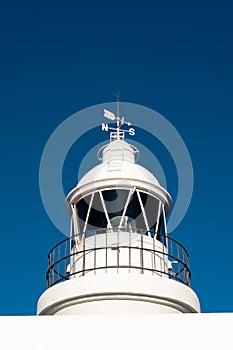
[46,229,191,288]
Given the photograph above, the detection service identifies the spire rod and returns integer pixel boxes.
[113,90,121,140]
[113,90,121,118]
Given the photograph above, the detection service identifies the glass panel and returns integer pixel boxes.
[156,209,167,246]
[127,191,160,232]
[126,191,146,230]
[76,189,167,239]
[102,189,129,220]
[71,219,76,249]
[158,211,165,234]
[76,194,91,233]
[140,192,160,229]
[76,193,106,231]
[87,192,107,229]
[102,189,139,231]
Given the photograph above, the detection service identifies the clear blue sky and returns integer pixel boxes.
[0,0,232,315]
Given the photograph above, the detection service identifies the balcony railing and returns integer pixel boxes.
[46,229,191,288]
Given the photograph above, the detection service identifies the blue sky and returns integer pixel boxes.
[0,0,232,314]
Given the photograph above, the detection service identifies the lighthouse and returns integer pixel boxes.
[37,107,200,315]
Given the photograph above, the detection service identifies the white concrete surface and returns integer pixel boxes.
[0,313,232,350]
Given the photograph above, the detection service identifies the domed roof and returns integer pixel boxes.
[78,156,160,188]
[79,140,159,187]
[66,140,172,213]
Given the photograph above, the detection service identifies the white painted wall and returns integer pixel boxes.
[0,313,232,350]
[38,274,200,314]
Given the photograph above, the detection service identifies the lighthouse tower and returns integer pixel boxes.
[37,108,200,315]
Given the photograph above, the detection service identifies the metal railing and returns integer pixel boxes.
[46,229,191,288]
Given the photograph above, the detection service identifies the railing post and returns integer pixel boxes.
[58,244,60,283]
[117,228,119,273]
[105,229,108,273]
[152,232,156,275]
[129,228,131,273]
[52,250,55,285]
[64,239,67,280]
[140,234,144,274]
[94,231,97,274]
[82,231,86,276]
[47,254,51,288]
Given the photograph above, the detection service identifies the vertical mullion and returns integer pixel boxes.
[162,205,166,276]
[136,190,150,231]
[162,207,168,247]
[119,188,135,228]
[83,192,94,234]
[71,204,80,243]
[99,191,111,228]
[155,202,161,237]
[154,202,161,275]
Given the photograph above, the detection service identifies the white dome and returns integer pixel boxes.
[66,140,172,214]
[78,160,160,188]
[79,140,160,187]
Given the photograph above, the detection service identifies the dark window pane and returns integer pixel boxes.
[102,189,129,219]
[76,193,106,231]
[126,191,141,219]
[142,193,159,229]
[76,194,91,232]
[158,212,165,234]
[87,192,106,229]
[156,212,167,246]
[126,192,146,230]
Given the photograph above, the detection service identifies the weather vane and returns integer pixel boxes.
[102,92,135,142]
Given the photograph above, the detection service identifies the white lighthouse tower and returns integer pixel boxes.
[37,108,200,315]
